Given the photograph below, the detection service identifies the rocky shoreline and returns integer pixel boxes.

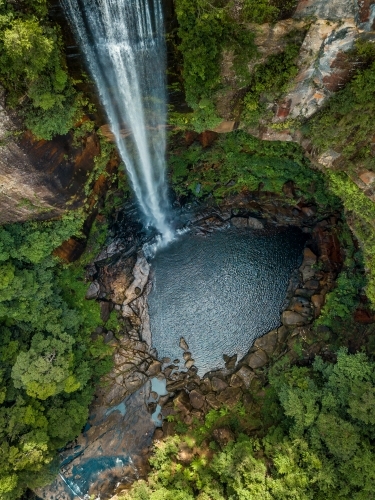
[38,196,343,499]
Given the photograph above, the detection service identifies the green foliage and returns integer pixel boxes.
[241,0,279,23]
[241,42,300,126]
[323,170,375,306]
[305,54,375,307]
[0,0,85,139]
[173,0,257,131]
[241,0,298,23]
[169,130,338,209]
[308,61,375,173]
[0,213,113,499]
[317,223,365,328]
[122,351,375,499]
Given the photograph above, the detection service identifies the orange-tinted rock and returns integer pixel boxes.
[0,124,105,224]
[276,99,292,118]
[359,170,375,185]
[312,294,325,317]
[198,130,218,148]
[358,0,375,23]
[184,130,198,145]
[213,427,235,448]
[53,236,87,262]
[213,121,236,133]
[354,308,375,324]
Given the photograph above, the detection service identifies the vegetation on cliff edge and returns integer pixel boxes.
[0,212,115,499]
[120,350,375,500]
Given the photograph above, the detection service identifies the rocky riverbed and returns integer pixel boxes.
[38,195,343,499]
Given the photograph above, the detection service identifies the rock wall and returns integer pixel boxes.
[0,90,102,224]
[214,0,375,138]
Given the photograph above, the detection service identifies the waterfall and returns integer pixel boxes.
[61,0,173,242]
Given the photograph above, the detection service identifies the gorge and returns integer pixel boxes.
[1,0,375,499]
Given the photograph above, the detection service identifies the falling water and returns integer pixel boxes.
[62,0,173,242]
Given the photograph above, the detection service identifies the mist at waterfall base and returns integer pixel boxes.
[149,227,307,374]
[62,0,173,241]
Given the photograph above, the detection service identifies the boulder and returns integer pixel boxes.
[189,390,205,410]
[282,310,309,326]
[86,281,100,300]
[211,377,228,392]
[277,326,289,344]
[234,366,255,388]
[231,217,248,228]
[183,351,192,360]
[199,378,212,394]
[205,392,221,410]
[245,349,268,369]
[146,360,161,377]
[97,253,137,304]
[247,217,264,230]
[295,288,315,298]
[300,264,316,282]
[166,379,186,392]
[223,353,237,370]
[179,337,189,350]
[229,373,243,388]
[253,330,278,355]
[289,296,312,317]
[311,294,325,317]
[212,427,235,448]
[122,253,150,306]
[304,279,320,290]
[217,387,242,407]
[185,359,196,369]
[153,429,164,441]
[174,391,191,416]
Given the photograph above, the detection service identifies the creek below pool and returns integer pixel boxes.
[148,226,307,374]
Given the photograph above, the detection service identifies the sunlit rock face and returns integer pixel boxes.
[148,226,307,374]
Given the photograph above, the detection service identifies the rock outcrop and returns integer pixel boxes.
[0,89,108,224]
[215,0,375,139]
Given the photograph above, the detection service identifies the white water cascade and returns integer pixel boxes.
[62,0,173,242]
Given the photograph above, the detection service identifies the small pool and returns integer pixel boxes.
[148,226,307,374]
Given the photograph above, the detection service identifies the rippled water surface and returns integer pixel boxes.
[149,227,307,374]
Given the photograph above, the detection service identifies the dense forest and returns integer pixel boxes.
[0,0,375,499]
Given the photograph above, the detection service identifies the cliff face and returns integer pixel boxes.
[0,0,373,225]
[0,89,101,224]
[215,0,375,138]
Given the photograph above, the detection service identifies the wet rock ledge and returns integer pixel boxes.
[38,199,343,499]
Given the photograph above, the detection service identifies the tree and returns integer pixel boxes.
[11,333,78,400]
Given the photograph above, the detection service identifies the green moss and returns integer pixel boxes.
[169,130,338,209]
